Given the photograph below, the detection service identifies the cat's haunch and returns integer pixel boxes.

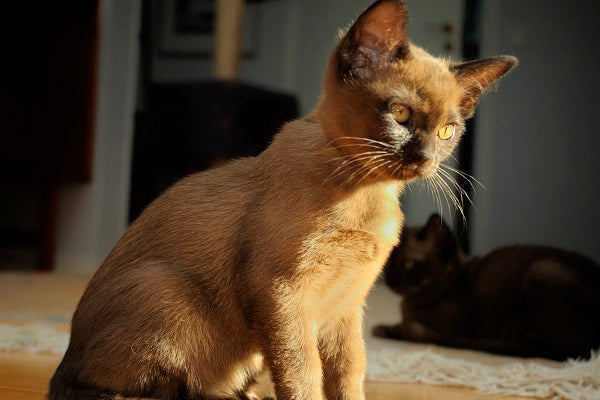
[49,1,517,399]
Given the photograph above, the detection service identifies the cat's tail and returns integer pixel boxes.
[47,384,158,400]
[47,370,157,400]
[47,387,157,400]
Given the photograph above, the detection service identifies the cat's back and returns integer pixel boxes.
[475,245,599,285]
[470,244,600,313]
[152,156,259,218]
[95,156,261,277]
[466,245,600,359]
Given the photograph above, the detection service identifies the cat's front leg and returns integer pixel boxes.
[372,323,406,340]
[256,292,324,400]
[372,320,438,342]
[319,308,366,400]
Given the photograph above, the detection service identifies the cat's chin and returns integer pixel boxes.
[389,159,436,181]
[391,166,429,181]
[399,161,441,181]
[397,169,420,180]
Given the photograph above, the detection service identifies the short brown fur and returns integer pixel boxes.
[49,1,516,399]
[375,214,600,361]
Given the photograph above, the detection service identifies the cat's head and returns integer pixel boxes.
[383,214,464,296]
[320,0,516,184]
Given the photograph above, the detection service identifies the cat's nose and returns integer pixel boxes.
[398,139,427,167]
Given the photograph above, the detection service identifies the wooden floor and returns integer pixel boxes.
[0,350,534,400]
[0,272,537,400]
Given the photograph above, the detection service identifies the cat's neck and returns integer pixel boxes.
[256,116,404,236]
[262,115,404,196]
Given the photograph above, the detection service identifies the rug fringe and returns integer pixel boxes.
[367,348,600,400]
[2,323,598,400]
[0,323,69,355]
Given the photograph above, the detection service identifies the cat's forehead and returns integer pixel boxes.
[371,45,463,116]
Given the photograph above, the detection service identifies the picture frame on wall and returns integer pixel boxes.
[158,0,260,58]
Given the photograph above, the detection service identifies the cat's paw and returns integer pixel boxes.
[239,391,261,400]
[372,324,392,338]
[238,390,276,400]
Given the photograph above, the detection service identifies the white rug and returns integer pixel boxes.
[366,348,600,400]
[2,322,599,400]
[0,323,69,355]
[1,279,598,400]
[363,283,600,400]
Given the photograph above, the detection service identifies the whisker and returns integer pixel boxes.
[391,162,404,179]
[437,168,475,208]
[432,174,455,223]
[434,172,466,224]
[330,152,384,189]
[440,163,486,190]
[326,153,392,184]
[426,176,444,221]
[329,136,396,149]
[344,157,389,187]
[439,172,474,202]
[328,143,392,152]
[326,150,391,164]
[355,160,393,186]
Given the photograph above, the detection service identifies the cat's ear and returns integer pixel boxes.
[424,214,457,254]
[336,0,409,80]
[424,214,446,233]
[451,56,517,118]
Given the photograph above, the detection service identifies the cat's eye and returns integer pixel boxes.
[438,124,456,140]
[404,260,416,270]
[391,103,410,124]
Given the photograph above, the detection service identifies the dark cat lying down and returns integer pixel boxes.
[374,214,600,361]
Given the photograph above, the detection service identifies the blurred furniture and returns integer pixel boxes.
[0,1,99,270]
[129,81,299,221]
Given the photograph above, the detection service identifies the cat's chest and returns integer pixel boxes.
[302,183,403,317]
[330,182,403,247]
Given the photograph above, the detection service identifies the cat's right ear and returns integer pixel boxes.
[336,0,409,81]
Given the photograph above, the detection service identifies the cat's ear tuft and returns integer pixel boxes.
[337,0,410,81]
[451,55,517,118]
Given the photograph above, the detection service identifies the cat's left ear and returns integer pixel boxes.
[452,56,518,119]
[424,214,446,233]
[336,0,409,81]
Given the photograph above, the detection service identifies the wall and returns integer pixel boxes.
[151,0,302,94]
[470,0,600,261]
[56,0,141,272]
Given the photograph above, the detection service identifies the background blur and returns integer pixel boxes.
[1,0,599,272]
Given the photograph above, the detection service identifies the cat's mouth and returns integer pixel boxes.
[396,159,429,180]
[398,168,420,180]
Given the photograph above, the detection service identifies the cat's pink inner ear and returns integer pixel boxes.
[338,0,410,80]
[355,0,409,54]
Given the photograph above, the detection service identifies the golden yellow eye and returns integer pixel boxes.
[391,103,410,124]
[438,124,456,140]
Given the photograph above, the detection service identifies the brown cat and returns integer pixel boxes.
[49,1,516,399]
[375,214,600,361]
